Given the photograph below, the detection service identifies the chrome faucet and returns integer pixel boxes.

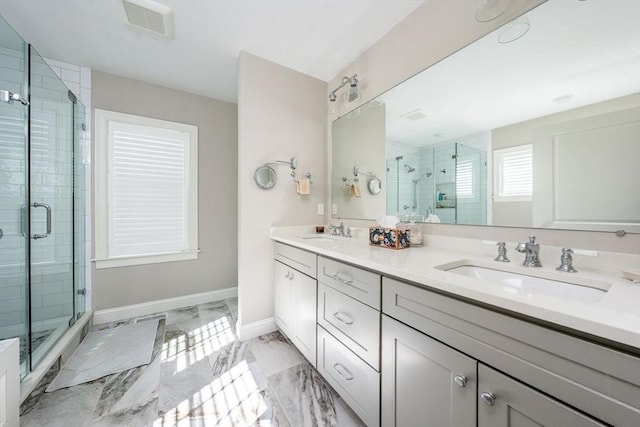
[556,248,577,273]
[515,236,542,267]
[329,222,346,237]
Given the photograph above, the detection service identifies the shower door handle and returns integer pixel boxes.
[31,202,52,240]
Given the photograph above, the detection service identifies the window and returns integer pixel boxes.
[455,159,474,199]
[94,109,198,269]
[493,144,532,201]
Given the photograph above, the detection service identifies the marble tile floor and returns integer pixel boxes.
[19,298,365,427]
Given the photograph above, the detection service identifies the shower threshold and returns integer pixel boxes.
[19,312,93,404]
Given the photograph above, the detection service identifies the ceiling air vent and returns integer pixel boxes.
[400,108,428,121]
[122,0,174,37]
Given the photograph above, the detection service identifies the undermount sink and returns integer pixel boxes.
[439,263,610,303]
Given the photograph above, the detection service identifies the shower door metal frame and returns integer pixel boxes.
[25,44,79,371]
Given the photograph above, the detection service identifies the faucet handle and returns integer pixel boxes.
[556,248,577,273]
[495,241,510,262]
[529,235,537,244]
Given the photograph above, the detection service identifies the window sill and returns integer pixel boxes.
[93,250,200,269]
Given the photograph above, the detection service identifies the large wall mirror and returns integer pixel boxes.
[331,0,640,233]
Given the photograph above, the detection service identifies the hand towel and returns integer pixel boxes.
[352,183,362,198]
[297,179,310,195]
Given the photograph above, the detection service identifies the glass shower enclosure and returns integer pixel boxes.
[387,141,488,225]
[0,15,86,380]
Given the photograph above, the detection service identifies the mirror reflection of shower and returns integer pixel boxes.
[412,171,432,211]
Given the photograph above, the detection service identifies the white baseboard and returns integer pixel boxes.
[93,287,238,325]
[236,317,277,341]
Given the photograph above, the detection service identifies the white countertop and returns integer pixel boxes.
[271,226,640,353]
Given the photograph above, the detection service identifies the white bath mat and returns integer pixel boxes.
[46,319,159,392]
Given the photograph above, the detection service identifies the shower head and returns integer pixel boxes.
[404,164,416,173]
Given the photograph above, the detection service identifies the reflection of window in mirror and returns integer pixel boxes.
[493,145,532,202]
[456,160,474,199]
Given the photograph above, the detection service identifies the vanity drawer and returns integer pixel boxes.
[382,277,640,427]
[318,257,381,309]
[274,242,317,278]
[318,282,380,370]
[317,326,380,427]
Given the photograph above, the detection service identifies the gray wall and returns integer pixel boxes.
[91,71,238,311]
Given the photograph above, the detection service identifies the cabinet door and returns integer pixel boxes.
[292,270,317,366]
[381,316,476,427]
[274,260,294,337]
[478,364,607,427]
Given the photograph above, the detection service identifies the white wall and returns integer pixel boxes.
[237,52,326,339]
[92,71,238,310]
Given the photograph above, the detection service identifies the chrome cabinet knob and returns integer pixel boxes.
[480,392,496,406]
[454,375,468,388]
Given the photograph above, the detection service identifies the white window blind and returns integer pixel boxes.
[456,159,473,199]
[494,144,532,201]
[94,109,198,269]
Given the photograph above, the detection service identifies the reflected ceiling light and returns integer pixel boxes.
[475,0,510,22]
[434,133,445,138]
[498,14,530,43]
[367,99,384,109]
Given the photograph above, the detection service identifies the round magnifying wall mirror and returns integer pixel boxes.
[254,165,277,189]
[368,176,382,194]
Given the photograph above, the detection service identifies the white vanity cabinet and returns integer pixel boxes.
[381,316,476,427]
[382,277,640,427]
[271,234,640,427]
[382,314,607,427]
[316,256,382,427]
[274,243,317,366]
[477,364,606,427]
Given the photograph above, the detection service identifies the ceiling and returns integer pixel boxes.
[374,0,640,147]
[0,0,423,103]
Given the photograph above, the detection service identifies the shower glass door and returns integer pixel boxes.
[0,14,29,379]
[455,143,488,225]
[28,47,75,367]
